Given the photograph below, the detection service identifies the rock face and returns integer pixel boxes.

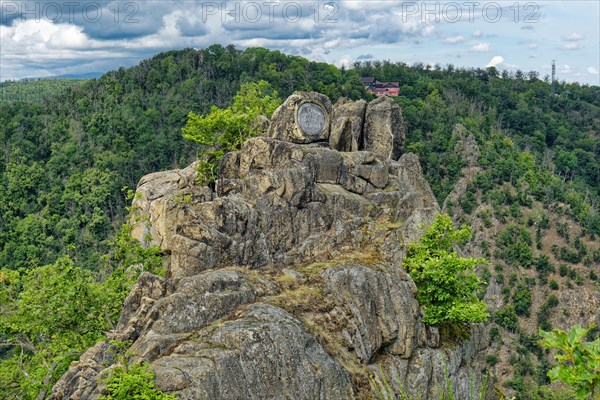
[52,92,490,400]
[329,97,366,152]
[363,96,405,160]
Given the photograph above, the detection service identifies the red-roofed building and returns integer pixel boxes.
[360,77,400,97]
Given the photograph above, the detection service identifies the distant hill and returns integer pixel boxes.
[0,78,88,103]
[50,72,104,79]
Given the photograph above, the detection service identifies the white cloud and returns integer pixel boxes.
[472,30,482,38]
[528,43,537,49]
[560,65,572,74]
[486,55,504,68]
[588,67,599,75]
[561,43,580,50]
[337,55,353,68]
[442,35,466,44]
[470,42,490,53]
[422,25,435,36]
[562,32,585,41]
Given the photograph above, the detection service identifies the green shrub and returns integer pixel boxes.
[593,248,600,264]
[100,362,176,400]
[495,225,533,268]
[546,295,559,308]
[489,326,501,344]
[182,81,281,185]
[559,247,581,264]
[459,189,477,214]
[404,214,489,327]
[537,296,559,332]
[574,237,587,257]
[556,221,570,241]
[559,264,569,277]
[533,254,555,274]
[496,272,505,285]
[549,280,559,290]
[495,305,518,331]
[486,354,499,366]
[512,283,532,317]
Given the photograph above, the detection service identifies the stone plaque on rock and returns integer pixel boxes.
[297,103,326,135]
[268,91,332,144]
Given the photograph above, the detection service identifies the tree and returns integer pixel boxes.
[182,80,281,184]
[539,325,600,399]
[0,221,162,399]
[404,213,489,327]
[0,257,106,399]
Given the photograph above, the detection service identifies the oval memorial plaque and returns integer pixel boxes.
[297,103,326,135]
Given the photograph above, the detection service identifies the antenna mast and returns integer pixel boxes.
[551,60,556,95]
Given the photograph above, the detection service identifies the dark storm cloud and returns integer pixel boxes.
[0,0,169,38]
[0,0,438,80]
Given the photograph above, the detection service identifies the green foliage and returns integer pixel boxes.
[405,214,489,327]
[0,219,162,399]
[100,362,176,400]
[512,283,532,317]
[558,246,581,263]
[495,305,518,331]
[0,257,111,399]
[559,264,569,277]
[489,326,501,344]
[182,81,281,184]
[487,354,499,366]
[539,325,600,399]
[1,46,599,399]
[0,79,86,103]
[495,225,533,268]
[355,61,600,236]
[556,222,570,241]
[536,296,559,332]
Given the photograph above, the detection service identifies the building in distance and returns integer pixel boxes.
[360,77,400,97]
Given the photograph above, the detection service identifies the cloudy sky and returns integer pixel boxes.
[1,0,598,84]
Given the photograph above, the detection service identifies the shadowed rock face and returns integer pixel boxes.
[51,92,489,400]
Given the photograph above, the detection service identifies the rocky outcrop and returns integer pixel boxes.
[329,97,366,152]
[151,304,354,400]
[364,96,405,160]
[323,266,420,363]
[52,92,490,400]
[371,323,487,399]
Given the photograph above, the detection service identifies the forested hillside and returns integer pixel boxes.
[351,61,600,397]
[0,46,598,399]
[353,61,599,229]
